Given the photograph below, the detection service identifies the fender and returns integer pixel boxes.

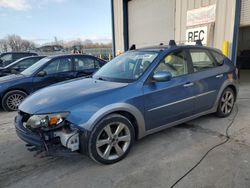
[78,103,146,139]
[211,79,239,112]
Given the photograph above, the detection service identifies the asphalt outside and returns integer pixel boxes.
[0,70,250,188]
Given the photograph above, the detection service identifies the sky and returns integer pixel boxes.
[0,0,112,45]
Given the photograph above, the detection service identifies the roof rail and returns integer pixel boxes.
[129,44,136,50]
[196,40,203,46]
[169,40,177,47]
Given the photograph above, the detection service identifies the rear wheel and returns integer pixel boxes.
[216,87,235,117]
[88,114,135,164]
[2,90,27,111]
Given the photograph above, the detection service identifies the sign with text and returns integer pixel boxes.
[186,26,208,45]
[187,5,216,27]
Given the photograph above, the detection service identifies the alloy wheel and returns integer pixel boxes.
[220,90,234,115]
[96,122,131,161]
[6,93,25,111]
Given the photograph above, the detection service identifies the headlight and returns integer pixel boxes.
[26,112,69,129]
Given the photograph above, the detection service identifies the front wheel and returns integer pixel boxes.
[216,87,235,117]
[2,90,27,111]
[88,114,135,164]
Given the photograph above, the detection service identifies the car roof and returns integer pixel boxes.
[48,54,105,61]
[135,44,221,53]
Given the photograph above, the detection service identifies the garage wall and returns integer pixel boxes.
[127,0,175,48]
[113,0,124,54]
[175,0,236,58]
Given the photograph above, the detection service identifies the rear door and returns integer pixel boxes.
[187,48,226,113]
[143,49,196,130]
[73,56,99,78]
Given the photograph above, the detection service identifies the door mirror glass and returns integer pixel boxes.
[37,70,47,77]
[153,71,172,82]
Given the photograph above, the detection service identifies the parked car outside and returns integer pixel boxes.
[0,54,106,111]
[15,43,238,164]
[0,56,46,77]
[0,52,38,67]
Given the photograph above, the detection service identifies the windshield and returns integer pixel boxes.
[21,57,51,76]
[93,51,159,83]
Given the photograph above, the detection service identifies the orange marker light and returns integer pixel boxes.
[49,117,58,126]
[228,73,233,81]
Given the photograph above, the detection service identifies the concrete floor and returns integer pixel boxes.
[0,71,250,188]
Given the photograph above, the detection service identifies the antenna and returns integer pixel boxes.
[129,44,136,50]
[196,40,203,46]
[169,40,177,47]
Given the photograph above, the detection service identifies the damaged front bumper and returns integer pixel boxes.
[15,112,82,156]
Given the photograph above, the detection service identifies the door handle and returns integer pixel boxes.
[216,74,223,78]
[183,82,194,87]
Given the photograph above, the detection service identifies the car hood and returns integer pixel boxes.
[19,78,128,114]
[0,74,25,83]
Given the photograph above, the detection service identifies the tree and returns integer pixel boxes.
[0,39,8,52]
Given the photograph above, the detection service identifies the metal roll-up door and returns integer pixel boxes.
[241,0,250,26]
[128,0,175,48]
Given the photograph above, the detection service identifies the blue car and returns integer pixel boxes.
[0,54,106,111]
[0,55,46,77]
[15,42,238,164]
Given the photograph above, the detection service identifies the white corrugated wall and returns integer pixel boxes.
[175,0,236,58]
[127,0,175,48]
[113,0,237,58]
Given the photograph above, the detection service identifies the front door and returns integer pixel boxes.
[32,57,74,91]
[143,50,195,131]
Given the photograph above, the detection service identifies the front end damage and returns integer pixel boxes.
[15,111,82,157]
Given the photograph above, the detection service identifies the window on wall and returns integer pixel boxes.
[190,49,215,72]
[154,50,188,78]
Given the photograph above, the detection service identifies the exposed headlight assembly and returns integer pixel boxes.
[26,112,69,129]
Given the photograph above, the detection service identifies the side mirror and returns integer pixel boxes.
[153,71,172,82]
[37,71,47,77]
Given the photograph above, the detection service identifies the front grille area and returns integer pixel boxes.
[19,111,31,123]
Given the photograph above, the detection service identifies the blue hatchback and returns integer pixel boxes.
[15,43,238,164]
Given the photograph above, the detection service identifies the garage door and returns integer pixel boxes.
[128,0,175,48]
[241,0,250,26]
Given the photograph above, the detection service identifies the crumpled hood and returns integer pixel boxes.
[19,78,128,114]
[0,74,25,83]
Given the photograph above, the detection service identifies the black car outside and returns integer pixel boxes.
[0,56,46,77]
[0,52,38,67]
[0,54,106,111]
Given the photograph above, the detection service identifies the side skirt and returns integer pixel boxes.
[144,108,216,137]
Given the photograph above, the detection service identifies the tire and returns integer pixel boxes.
[2,90,27,111]
[216,87,235,117]
[88,114,135,164]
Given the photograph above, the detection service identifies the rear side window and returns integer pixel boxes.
[74,57,95,71]
[211,51,226,65]
[15,58,39,69]
[190,49,216,72]
[1,54,12,61]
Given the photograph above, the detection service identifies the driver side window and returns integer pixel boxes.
[154,50,188,78]
[43,58,72,74]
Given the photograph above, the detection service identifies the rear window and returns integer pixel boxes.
[190,49,216,72]
[211,51,226,65]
